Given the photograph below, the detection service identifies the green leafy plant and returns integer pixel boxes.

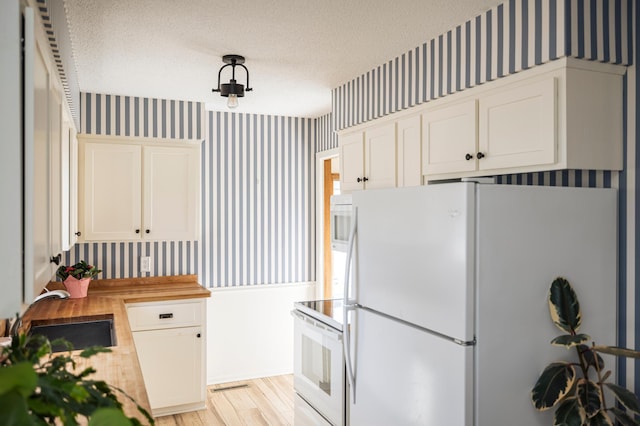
[0,332,154,425]
[56,260,102,281]
[531,277,640,425]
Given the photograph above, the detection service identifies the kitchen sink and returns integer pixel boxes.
[29,317,116,352]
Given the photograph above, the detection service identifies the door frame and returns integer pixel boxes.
[315,148,339,300]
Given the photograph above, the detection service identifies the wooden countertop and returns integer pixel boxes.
[20,274,210,424]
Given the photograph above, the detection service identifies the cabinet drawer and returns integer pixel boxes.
[127,299,203,331]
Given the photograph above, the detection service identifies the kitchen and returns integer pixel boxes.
[0,0,639,425]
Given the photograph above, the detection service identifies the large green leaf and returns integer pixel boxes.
[576,380,602,418]
[593,346,640,358]
[552,334,591,348]
[0,389,36,425]
[0,362,38,397]
[549,277,582,333]
[604,383,640,414]
[89,408,132,426]
[578,345,606,371]
[553,397,585,426]
[609,407,640,426]
[587,411,614,425]
[532,362,576,410]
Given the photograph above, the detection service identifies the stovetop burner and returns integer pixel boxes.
[294,299,343,331]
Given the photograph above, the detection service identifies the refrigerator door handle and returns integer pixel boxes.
[343,305,356,404]
[344,206,357,306]
[343,207,358,403]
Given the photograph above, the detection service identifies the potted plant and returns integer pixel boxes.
[56,261,102,299]
[0,332,153,425]
[531,277,640,425]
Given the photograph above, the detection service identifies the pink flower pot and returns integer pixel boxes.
[63,276,91,298]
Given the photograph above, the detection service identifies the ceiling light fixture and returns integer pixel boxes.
[212,54,252,109]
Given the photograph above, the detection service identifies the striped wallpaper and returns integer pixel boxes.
[201,112,315,287]
[81,92,203,139]
[35,0,80,126]
[64,93,203,279]
[315,113,338,152]
[332,0,633,131]
[68,93,316,288]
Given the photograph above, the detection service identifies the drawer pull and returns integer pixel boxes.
[159,313,174,319]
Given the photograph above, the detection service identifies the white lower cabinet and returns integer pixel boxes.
[127,299,206,417]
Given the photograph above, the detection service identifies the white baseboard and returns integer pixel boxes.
[206,282,316,385]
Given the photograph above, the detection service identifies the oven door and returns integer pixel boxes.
[292,310,344,426]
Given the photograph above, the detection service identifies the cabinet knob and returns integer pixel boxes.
[197,333,201,338]
[465,153,473,161]
[357,177,363,183]
[74,231,82,237]
[476,152,486,159]
[145,229,150,234]
[363,177,369,182]
[50,253,62,265]
[135,229,140,234]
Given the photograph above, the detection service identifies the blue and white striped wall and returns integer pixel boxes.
[67,93,317,288]
[332,0,633,131]
[315,113,338,152]
[201,112,315,287]
[64,93,204,279]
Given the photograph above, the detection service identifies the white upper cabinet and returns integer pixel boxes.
[364,123,397,189]
[24,11,54,303]
[422,101,477,176]
[340,122,397,192]
[339,132,365,192]
[397,115,422,187]
[79,135,201,242]
[478,78,556,171]
[143,146,200,241]
[82,142,142,241]
[422,58,623,181]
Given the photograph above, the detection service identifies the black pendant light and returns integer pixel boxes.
[212,54,253,109]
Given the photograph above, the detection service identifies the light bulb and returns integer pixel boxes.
[227,94,239,109]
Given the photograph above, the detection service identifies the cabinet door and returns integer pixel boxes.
[61,111,78,251]
[49,88,62,257]
[24,30,53,303]
[397,115,422,187]
[478,78,556,170]
[339,132,365,192]
[422,101,477,175]
[365,123,396,189]
[132,327,204,410]
[83,143,142,241]
[69,126,79,246]
[143,146,200,240]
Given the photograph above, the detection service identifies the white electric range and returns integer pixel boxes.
[292,299,345,426]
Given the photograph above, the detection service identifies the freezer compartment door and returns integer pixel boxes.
[348,308,473,426]
[352,183,475,341]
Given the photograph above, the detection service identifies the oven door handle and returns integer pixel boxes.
[291,310,342,341]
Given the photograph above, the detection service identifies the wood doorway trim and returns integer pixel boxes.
[323,159,339,299]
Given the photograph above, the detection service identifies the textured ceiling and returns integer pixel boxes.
[64,0,504,118]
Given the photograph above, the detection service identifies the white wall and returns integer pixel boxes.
[206,282,315,384]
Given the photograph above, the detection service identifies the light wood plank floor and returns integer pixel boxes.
[155,375,294,426]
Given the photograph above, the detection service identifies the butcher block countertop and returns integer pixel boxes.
[20,274,210,424]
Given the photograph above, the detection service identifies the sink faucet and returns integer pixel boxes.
[9,289,71,336]
[32,289,70,304]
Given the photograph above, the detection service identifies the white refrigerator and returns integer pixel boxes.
[344,182,617,426]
